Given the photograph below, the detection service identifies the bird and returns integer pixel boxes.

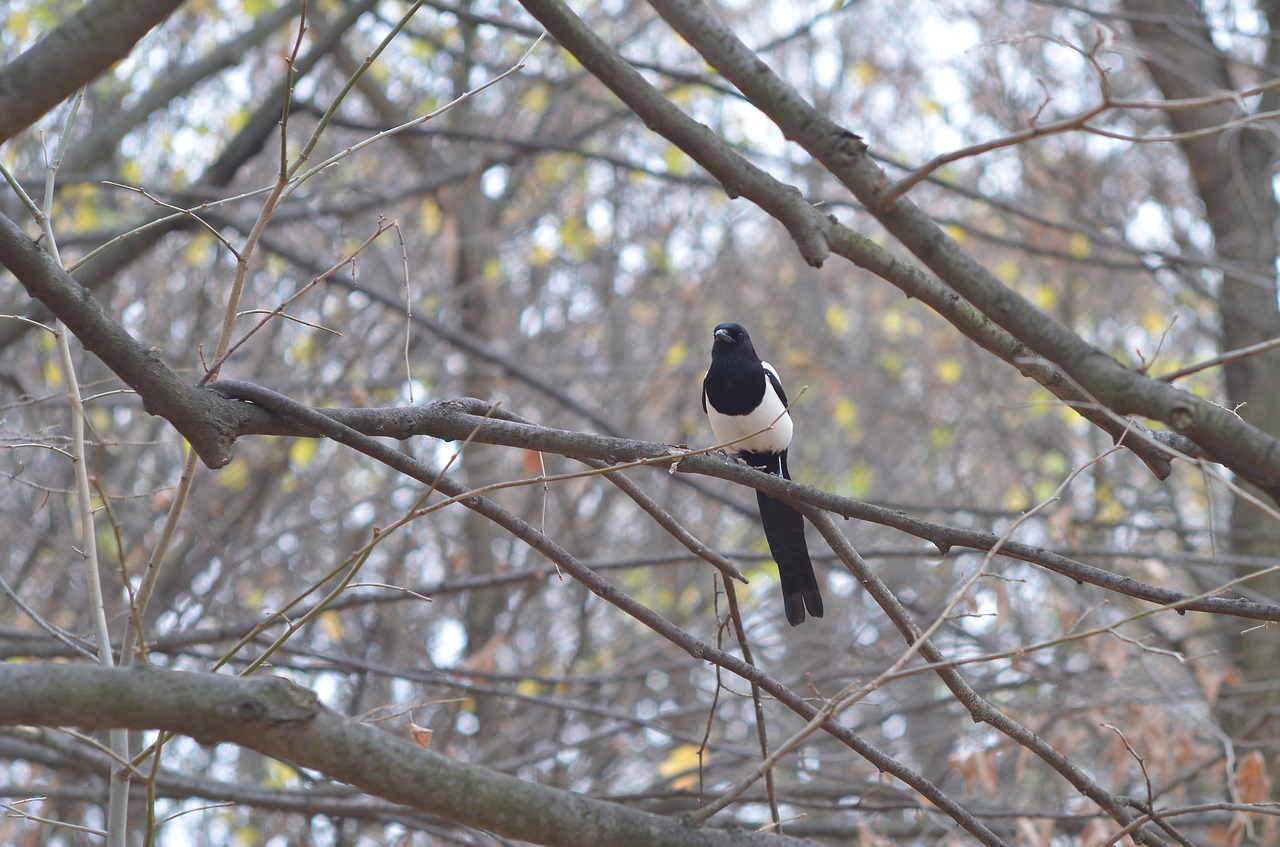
[702,322,823,626]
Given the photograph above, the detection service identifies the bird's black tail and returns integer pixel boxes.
[744,452,824,626]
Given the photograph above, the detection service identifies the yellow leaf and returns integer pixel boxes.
[1002,486,1030,512]
[1032,284,1057,311]
[852,60,875,85]
[95,525,122,563]
[667,85,694,107]
[519,83,549,112]
[263,759,298,789]
[419,198,443,236]
[318,609,342,641]
[559,217,594,260]
[88,406,112,432]
[995,258,1019,284]
[43,359,63,389]
[877,349,903,378]
[530,244,554,268]
[846,464,873,497]
[483,256,503,283]
[516,678,542,698]
[287,334,317,367]
[1024,384,1054,417]
[927,424,951,450]
[663,340,688,370]
[289,438,319,469]
[7,10,30,43]
[217,457,250,491]
[936,359,963,385]
[834,397,858,430]
[944,223,967,244]
[662,143,688,176]
[679,582,701,611]
[824,304,850,334]
[73,194,99,231]
[234,824,261,847]
[1142,311,1169,336]
[1067,232,1090,259]
[184,232,213,266]
[224,105,251,136]
[659,744,703,790]
[1039,451,1069,476]
[1031,477,1056,504]
[1096,496,1125,524]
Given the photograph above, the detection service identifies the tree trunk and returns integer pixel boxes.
[1124,0,1280,746]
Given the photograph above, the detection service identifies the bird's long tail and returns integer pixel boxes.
[744,452,824,626]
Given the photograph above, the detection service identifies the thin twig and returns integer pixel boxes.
[1156,334,1280,383]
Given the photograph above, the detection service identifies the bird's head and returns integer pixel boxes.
[712,322,750,349]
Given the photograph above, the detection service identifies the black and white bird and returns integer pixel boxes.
[702,322,823,626]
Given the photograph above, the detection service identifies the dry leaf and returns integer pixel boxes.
[521,449,543,475]
[948,748,998,797]
[457,633,503,677]
[407,722,434,748]
[1196,665,1243,707]
[1014,816,1055,847]
[1098,635,1128,678]
[1234,750,1271,804]
[857,822,893,847]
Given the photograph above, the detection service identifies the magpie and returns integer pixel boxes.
[702,322,823,626]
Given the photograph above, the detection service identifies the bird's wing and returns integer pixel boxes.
[762,361,789,407]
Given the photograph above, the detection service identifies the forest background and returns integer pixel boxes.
[4,0,1280,845]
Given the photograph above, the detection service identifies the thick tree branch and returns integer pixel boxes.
[205,380,1280,622]
[0,210,243,465]
[0,198,1269,620]
[0,0,187,144]
[632,0,1280,502]
[202,379,1009,846]
[60,3,301,175]
[0,665,810,847]
[808,512,1177,847]
[0,0,380,356]
[512,0,829,265]
[512,0,1194,481]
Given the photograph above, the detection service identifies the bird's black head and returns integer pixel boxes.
[712,322,751,350]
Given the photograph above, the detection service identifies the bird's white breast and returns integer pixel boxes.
[706,361,794,454]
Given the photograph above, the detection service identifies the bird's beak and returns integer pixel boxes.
[714,328,732,343]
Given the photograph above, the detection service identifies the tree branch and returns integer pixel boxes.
[205,379,1280,623]
[199,379,1009,846]
[0,0,187,144]
[636,0,1280,502]
[0,665,812,847]
[0,210,241,465]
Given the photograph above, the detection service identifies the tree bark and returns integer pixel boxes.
[1123,0,1280,746]
[0,665,813,847]
[0,0,187,143]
